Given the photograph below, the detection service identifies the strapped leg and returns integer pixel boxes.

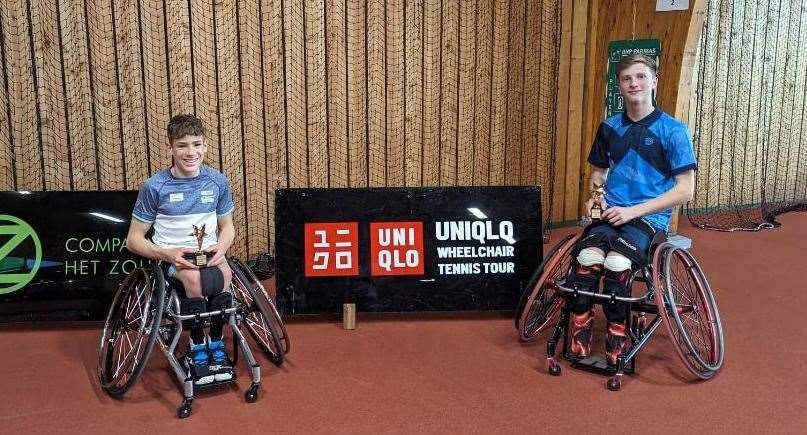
[602,252,632,322]
[567,247,605,314]
[179,297,214,385]
[180,297,207,345]
[199,268,234,383]
[602,252,633,365]
[567,247,604,357]
[207,291,232,341]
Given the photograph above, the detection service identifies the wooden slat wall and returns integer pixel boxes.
[0,0,564,258]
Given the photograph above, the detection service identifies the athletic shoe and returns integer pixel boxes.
[187,341,215,385]
[208,339,234,382]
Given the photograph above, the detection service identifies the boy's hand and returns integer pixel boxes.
[163,247,198,269]
[206,243,228,267]
[602,205,639,226]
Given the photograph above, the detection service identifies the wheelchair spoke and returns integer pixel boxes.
[124,278,146,319]
[245,315,271,339]
[112,331,134,380]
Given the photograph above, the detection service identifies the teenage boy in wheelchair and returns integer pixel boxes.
[126,114,236,386]
[567,54,697,366]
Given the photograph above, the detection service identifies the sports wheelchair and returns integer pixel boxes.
[97,257,290,418]
[515,230,724,390]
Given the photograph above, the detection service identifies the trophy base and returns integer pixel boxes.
[183,251,210,267]
[590,209,602,220]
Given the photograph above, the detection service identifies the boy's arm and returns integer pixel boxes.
[126,219,197,268]
[601,169,695,226]
[207,214,234,266]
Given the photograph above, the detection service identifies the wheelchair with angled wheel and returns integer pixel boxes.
[97,257,290,418]
[515,228,724,390]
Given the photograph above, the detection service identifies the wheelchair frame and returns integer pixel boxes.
[515,232,724,390]
[97,257,290,418]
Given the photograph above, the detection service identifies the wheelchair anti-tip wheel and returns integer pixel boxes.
[516,233,579,342]
[229,258,288,365]
[98,264,166,396]
[654,244,724,379]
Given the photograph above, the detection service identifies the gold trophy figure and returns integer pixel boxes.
[186,224,209,266]
[590,183,605,221]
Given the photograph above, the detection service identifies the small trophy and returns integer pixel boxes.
[186,224,209,266]
[590,183,605,221]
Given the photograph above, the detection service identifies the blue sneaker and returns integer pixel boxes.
[188,341,214,385]
[208,339,234,382]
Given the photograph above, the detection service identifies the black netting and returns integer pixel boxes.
[687,0,807,231]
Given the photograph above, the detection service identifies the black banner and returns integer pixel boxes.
[275,187,542,314]
[0,191,141,322]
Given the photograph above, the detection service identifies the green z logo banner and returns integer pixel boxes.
[0,214,42,294]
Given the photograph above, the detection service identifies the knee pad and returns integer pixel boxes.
[208,291,233,311]
[577,248,605,266]
[199,266,225,296]
[180,297,207,316]
[603,253,632,272]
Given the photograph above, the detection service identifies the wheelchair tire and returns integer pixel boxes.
[231,257,289,355]
[229,258,287,365]
[653,244,724,379]
[97,264,165,396]
[515,233,579,342]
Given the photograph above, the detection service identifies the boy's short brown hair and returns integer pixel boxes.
[167,114,206,143]
[616,54,658,78]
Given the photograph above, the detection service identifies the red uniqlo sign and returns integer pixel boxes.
[304,222,359,276]
[370,221,424,276]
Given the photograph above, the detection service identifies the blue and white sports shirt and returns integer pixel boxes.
[132,165,234,249]
[588,108,697,231]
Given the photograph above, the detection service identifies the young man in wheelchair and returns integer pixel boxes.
[126,114,236,386]
[567,54,697,366]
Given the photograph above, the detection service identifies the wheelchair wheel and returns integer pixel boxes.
[97,264,165,396]
[229,258,287,365]
[515,233,579,342]
[654,244,724,379]
[231,257,290,355]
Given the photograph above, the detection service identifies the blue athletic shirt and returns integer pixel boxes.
[132,165,234,249]
[588,108,697,231]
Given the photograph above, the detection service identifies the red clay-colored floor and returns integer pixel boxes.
[3,213,806,434]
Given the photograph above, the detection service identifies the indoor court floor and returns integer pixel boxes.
[3,213,805,434]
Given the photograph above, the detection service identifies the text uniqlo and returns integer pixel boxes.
[370,222,425,276]
[304,222,359,276]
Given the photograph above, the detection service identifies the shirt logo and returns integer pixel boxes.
[169,193,184,202]
[643,138,654,146]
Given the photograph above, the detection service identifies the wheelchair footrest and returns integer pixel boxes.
[192,374,238,391]
[569,355,618,375]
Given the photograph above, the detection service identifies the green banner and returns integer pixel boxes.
[606,39,661,117]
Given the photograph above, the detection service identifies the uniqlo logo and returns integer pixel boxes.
[304,222,359,277]
[370,222,424,276]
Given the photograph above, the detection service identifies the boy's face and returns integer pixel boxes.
[618,63,657,106]
[169,134,206,177]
